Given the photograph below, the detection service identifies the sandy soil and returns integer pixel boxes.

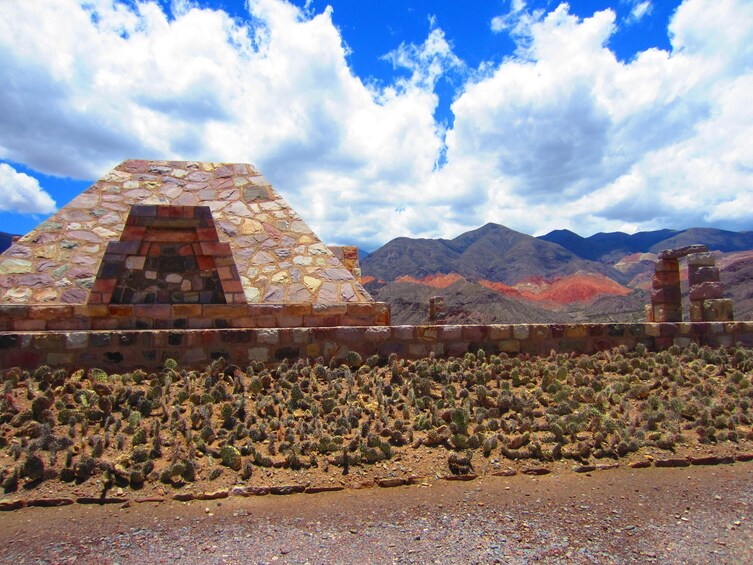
[1,462,752,564]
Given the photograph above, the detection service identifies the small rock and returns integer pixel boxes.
[377,478,406,488]
[655,459,690,468]
[522,467,551,476]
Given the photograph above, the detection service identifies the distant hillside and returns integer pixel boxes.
[539,229,677,263]
[362,223,625,285]
[540,227,753,263]
[647,228,753,255]
[368,278,573,325]
[0,232,16,253]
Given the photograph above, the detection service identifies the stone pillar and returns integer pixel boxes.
[687,252,733,321]
[687,252,721,321]
[650,244,735,323]
[429,296,446,325]
[650,257,682,322]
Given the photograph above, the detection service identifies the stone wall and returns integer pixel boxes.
[0,302,390,331]
[2,321,752,370]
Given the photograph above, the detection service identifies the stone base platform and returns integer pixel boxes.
[0,302,390,331]
[2,321,753,370]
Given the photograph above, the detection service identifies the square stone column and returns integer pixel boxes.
[685,252,733,321]
[429,296,446,325]
[650,257,682,322]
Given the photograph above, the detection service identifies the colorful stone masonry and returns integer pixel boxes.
[0,160,389,330]
[1,322,752,370]
[327,245,362,283]
[647,245,734,323]
[429,296,447,324]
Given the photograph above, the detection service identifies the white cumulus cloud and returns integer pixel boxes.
[0,164,57,215]
[0,0,752,248]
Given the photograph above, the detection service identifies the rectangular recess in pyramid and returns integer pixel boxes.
[90,205,244,305]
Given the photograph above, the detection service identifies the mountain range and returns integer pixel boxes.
[362,224,753,324]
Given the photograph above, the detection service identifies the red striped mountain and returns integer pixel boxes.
[362,223,753,324]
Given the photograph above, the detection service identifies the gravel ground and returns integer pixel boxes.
[1,463,752,564]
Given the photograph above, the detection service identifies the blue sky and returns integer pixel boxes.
[1,0,752,251]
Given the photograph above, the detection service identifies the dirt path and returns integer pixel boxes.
[1,463,752,564]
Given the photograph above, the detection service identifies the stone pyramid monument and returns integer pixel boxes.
[0,160,388,331]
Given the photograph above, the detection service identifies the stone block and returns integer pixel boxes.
[393,326,415,340]
[551,324,565,338]
[565,324,588,338]
[645,304,654,322]
[257,329,280,344]
[277,315,303,327]
[687,265,719,285]
[73,305,107,318]
[659,323,680,337]
[181,349,209,364]
[654,257,680,271]
[673,337,692,348]
[134,304,171,319]
[417,326,439,341]
[689,281,724,301]
[436,325,461,341]
[373,302,391,322]
[13,319,47,331]
[284,303,312,316]
[312,303,348,316]
[686,252,716,267]
[658,245,708,260]
[488,325,512,340]
[652,271,681,288]
[0,305,29,318]
[61,289,88,303]
[689,300,705,322]
[201,305,239,318]
[407,343,429,357]
[286,328,307,344]
[498,340,521,353]
[463,325,487,342]
[607,324,626,337]
[365,326,391,342]
[48,319,89,331]
[530,325,551,340]
[429,343,445,356]
[247,347,269,362]
[28,306,71,320]
[703,299,734,322]
[650,286,681,304]
[173,304,202,317]
[335,327,364,343]
[47,352,74,365]
[652,303,682,323]
[512,325,529,340]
